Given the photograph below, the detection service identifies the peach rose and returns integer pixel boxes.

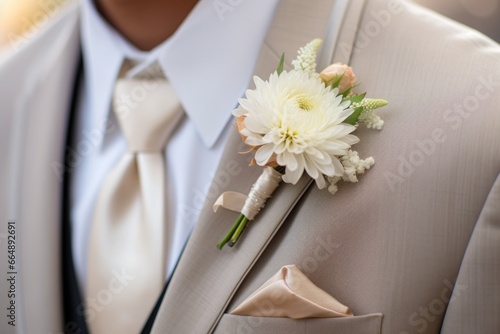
[319,63,356,93]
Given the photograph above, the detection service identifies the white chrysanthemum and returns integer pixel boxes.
[233,70,359,189]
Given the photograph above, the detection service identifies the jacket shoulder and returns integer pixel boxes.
[352,0,500,75]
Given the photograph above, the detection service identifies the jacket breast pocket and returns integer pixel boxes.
[213,313,383,334]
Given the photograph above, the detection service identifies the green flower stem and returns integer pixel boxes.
[217,214,244,249]
[217,166,284,250]
[229,216,249,247]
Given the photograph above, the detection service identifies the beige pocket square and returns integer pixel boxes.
[231,265,353,319]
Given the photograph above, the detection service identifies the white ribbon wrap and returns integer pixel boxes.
[213,167,283,220]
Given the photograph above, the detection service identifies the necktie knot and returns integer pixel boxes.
[113,78,183,152]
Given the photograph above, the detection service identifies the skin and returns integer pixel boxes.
[94,0,199,51]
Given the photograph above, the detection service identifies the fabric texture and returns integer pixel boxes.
[231,265,353,318]
[87,74,183,333]
[0,0,499,333]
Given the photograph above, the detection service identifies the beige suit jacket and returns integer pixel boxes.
[0,0,499,333]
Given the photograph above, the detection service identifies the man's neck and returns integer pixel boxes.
[94,0,199,51]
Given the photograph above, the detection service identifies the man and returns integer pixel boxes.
[0,0,499,333]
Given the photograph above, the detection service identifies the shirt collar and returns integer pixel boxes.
[81,0,280,147]
[81,0,123,149]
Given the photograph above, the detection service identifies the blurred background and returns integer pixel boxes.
[0,0,68,54]
[0,0,499,55]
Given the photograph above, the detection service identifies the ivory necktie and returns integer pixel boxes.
[86,69,183,333]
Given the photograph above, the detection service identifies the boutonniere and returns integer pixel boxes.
[214,39,388,249]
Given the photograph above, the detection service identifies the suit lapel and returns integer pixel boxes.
[9,8,81,332]
[331,0,368,64]
[151,1,348,333]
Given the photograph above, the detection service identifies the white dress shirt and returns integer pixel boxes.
[71,0,280,293]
